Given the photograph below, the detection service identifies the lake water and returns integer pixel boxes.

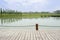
[0,17,60,30]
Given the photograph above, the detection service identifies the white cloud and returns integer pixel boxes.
[22,0,48,6]
[4,0,48,5]
[30,0,47,3]
[1,0,60,12]
[55,6,60,10]
[3,0,49,11]
[4,0,21,3]
[52,6,60,11]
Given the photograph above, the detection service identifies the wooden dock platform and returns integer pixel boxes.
[0,29,60,40]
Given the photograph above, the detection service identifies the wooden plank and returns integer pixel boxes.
[0,29,60,40]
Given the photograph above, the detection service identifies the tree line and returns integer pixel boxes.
[0,8,60,14]
[0,8,22,14]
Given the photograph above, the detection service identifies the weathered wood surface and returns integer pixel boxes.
[0,29,60,40]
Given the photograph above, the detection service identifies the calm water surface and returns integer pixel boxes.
[0,17,60,30]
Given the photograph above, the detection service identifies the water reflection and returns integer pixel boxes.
[0,17,60,26]
[0,18,22,25]
[0,17,48,25]
[53,17,60,20]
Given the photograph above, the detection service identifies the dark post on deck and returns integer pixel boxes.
[36,24,38,31]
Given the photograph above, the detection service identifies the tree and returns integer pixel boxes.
[54,10,60,14]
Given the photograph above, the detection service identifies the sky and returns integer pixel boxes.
[0,0,60,12]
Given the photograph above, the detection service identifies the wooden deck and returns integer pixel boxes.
[0,29,60,40]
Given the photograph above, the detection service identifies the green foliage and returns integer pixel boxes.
[0,8,60,19]
[54,10,60,14]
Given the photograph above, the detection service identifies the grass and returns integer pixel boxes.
[0,13,60,19]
